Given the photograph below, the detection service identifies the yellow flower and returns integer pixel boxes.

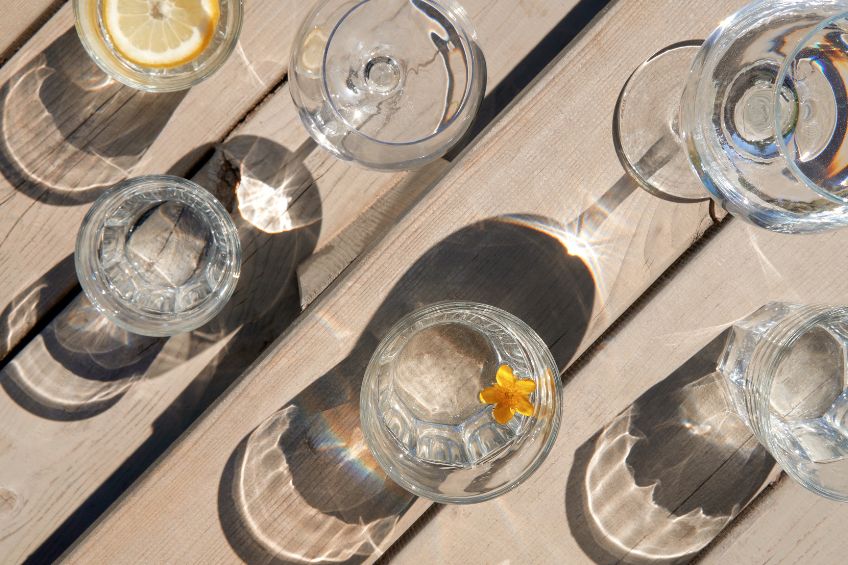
[479,364,536,424]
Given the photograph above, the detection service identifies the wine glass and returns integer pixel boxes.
[75,175,241,336]
[360,302,562,503]
[615,0,848,233]
[289,0,486,170]
[73,0,243,92]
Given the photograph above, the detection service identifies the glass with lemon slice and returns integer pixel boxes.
[73,0,243,92]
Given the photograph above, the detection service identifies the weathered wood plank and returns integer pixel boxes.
[0,1,59,63]
[64,1,729,563]
[388,216,848,564]
[700,453,848,559]
[0,0,595,561]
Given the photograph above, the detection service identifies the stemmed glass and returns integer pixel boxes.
[615,0,848,233]
[289,0,486,170]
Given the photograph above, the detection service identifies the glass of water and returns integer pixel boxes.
[360,302,562,503]
[75,175,241,336]
[615,0,848,233]
[289,0,485,170]
[73,0,243,92]
[720,302,848,501]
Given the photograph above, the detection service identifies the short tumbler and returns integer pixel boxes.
[75,175,241,337]
[720,302,848,501]
[360,302,562,503]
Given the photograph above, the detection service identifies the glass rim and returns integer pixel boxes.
[314,0,481,148]
[75,175,241,337]
[774,8,848,206]
[359,300,563,504]
[71,0,245,93]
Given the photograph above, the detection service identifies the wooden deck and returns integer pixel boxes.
[0,0,845,563]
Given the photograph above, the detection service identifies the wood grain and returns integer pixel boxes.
[63,1,732,563]
[0,0,593,561]
[0,0,59,62]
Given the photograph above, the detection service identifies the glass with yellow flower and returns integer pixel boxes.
[360,302,562,503]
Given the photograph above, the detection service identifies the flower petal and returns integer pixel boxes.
[514,395,535,417]
[479,386,503,404]
[514,378,536,394]
[493,403,514,424]
[496,364,516,388]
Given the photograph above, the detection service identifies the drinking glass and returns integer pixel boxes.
[73,0,244,92]
[75,175,241,336]
[615,0,848,233]
[289,0,486,170]
[720,302,848,501]
[360,302,562,503]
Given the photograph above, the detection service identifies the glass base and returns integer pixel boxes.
[614,41,708,203]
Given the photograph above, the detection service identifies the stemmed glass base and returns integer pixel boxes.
[613,41,708,203]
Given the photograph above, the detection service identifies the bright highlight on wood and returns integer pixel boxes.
[102,0,220,68]
[479,364,536,424]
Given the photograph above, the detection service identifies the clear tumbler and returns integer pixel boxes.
[720,302,848,500]
[360,302,562,503]
[75,175,241,336]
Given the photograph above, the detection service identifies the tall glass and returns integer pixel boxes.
[360,302,562,503]
[720,302,848,500]
[615,0,848,233]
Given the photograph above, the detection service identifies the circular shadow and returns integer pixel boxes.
[219,214,597,562]
[566,334,775,564]
[2,295,165,420]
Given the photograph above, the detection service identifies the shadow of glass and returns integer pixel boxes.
[1,294,167,420]
[0,28,186,206]
[218,215,598,564]
[0,135,321,426]
[566,333,776,565]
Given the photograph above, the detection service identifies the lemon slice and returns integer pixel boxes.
[102,0,220,69]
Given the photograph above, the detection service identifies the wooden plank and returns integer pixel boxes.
[0,1,597,561]
[387,216,848,564]
[0,1,59,63]
[64,1,731,563]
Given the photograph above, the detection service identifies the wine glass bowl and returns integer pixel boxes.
[290,0,485,170]
[776,13,848,204]
[616,0,848,233]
